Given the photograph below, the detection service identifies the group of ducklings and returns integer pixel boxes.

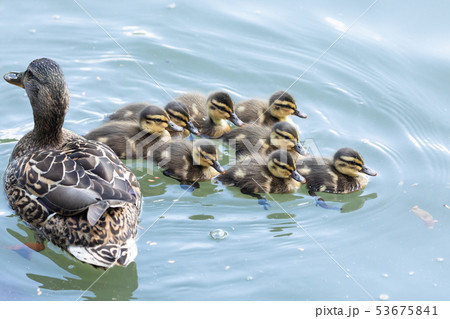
[3,58,377,268]
[85,88,377,198]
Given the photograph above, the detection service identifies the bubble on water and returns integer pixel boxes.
[408,271,415,276]
[68,265,74,270]
[209,229,228,240]
[168,260,175,264]
[434,257,444,262]
[168,3,176,9]
[382,273,389,278]
[37,288,42,296]
[379,294,389,300]
[225,265,230,271]
[246,276,253,281]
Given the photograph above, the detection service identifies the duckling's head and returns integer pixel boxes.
[165,101,200,135]
[269,122,308,155]
[4,58,69,133]
[333,148,377,177]
[139,105,183,134]
[206,92,243,127]
[267,150,306,182]
[268,91,307,120]
[192,139,225,174]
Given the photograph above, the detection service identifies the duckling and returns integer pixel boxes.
[217,149,305,194]
[176,91,244,138]
[235,91,307,126]
[297,147,377,195]
[85,104,183,159]
[108,101,199,139]
[151,139,225,184]
[3,58,142,267]
[222,121,307,161]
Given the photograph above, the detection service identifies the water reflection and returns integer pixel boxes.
[267,213,297,238]
[7,223,138,301]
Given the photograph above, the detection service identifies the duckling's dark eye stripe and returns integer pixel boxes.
[341,159,362,167]
[212,104,231,115]
[273,161,294,173]
[276,130,295,141]
[274,101,296,110]
[169,114,186,123]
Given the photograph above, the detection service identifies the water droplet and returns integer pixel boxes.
[68,265,74,270]
[225,265,230,271]
[382,273,389,278]
[168,260,175,264]
[168,3,176,9]
[246,276,253,281]
[37,288,42,296]
[379,294,389,300]
[209,229,228,240]
[298,247,305,252]
[408,271,415,276]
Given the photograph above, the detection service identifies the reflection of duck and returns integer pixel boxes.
[85,104,182,158]
[109,101,199,139]
[222,121,307,160]
[297,147,377,194]
[176,92,243,138]
[8,223,139,300]
[3,58,141,267]
[235,91,307,126]
[152,139,225,183]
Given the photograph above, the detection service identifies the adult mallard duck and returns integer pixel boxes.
[85,104,183,159]
[235,91,307,126]
[3,58,142,267]
[108,101,199,139]
[297,147,377,194]
[151,139,225,184]
[222,121,307,161]
[176,91,244,138]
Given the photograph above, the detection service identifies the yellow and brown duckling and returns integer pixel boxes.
[151,139,225,183]
[3,58,141,267]
[297,147,377,195]
[235,90,307,126]
[108,101,199,139]
[85,104,183,159]
[217,149,305,194]
[222,121,307,160]
[176,91,244,138]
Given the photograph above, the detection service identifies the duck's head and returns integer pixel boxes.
[269,122,308,156]
[139,105,183,134]
[267,150,306,182]
[165,101,200,135]
[333,148,377,177]
[4,58,69,142]
[268,91,307,120]
[206,92,243,127]
[192,139,225,174]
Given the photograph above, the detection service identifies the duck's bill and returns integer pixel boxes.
[294,142,308,156]
[229,113,244,127]
[186,121,200,135]
[293,108,307,119]
[167,121,183,132]
[212,160,226,174]
[291,170,306,183]
[4,72,24,88]
[361,165,377,176]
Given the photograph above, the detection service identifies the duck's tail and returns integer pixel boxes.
[67,238,137,268]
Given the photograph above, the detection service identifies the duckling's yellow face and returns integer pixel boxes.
[334,156,365,177]
[269,99,297,120]
[268,157,297,179]
[269,128,299,151]
[207,98,234,122]
[140,114,170,133]
[167,109,188,128]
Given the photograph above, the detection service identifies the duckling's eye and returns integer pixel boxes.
[338,163,346,167]
[347,161,359,166]
[154,119,162,123]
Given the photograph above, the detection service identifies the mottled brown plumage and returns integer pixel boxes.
[235,91,307,126]
[3,58,141,267]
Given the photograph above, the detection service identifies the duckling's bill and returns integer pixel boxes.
[294,142,308,156]
[186,121,200,135]
[361,165,377,176]
[4,72,25,88]
[212,160,226,174]
[229,112,244,127]
[167,121,184,132]
[293,108,308,119]
[291,170,306,183]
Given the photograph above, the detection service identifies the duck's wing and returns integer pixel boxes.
[14,141,139,226]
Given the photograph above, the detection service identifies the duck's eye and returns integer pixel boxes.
[338,163,346,167]
[155,119,162,123]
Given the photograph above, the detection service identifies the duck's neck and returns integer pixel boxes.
[30,96,68,147]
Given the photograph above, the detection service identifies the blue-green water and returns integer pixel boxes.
[0,0,449,301]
